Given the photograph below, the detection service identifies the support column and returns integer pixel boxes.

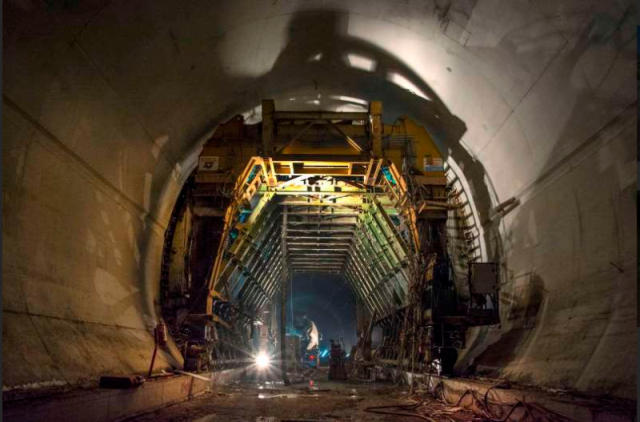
[356,300,373,360]
[370,101,383,158]
[356,299,370,341]
[279,206,290,385]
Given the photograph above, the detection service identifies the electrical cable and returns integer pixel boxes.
[364,397,437,422]
[430,381,578,422]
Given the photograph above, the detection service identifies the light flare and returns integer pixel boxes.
[255,352,271,369]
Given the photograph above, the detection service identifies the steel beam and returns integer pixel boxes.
[280,206,290,385]
[288,247,351,252]
[287,241,352,246]
[294,270,341,274]
[273,111,368,121]
[287,222,357,226]
[286,228,355,233]
[286,236,354,240]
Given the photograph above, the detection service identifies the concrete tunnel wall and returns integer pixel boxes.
[2,0,636,399]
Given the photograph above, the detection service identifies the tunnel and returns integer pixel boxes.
[2,1,637,421]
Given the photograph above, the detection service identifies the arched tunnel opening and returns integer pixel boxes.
[159,101,494,381]
[3,2,637,421]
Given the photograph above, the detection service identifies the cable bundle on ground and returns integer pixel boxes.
[364,380,577,421]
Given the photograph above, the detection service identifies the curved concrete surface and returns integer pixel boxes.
[3,0,636,399]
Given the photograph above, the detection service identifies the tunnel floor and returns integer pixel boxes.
[128,370,474,422]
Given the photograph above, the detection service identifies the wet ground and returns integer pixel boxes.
[128,371,474,422]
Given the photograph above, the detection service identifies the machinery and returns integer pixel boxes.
[294,316,320,368]
[303,349,319,369]
[160,100,499,378]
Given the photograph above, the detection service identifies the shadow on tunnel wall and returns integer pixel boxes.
[462,273,547,380]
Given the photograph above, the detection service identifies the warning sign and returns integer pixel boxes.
[199,156,219,172]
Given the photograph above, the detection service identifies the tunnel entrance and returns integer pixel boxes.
[159,100,500,379]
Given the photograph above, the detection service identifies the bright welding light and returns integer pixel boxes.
[255,353,270,369]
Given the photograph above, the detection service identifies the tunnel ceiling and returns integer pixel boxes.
[3,0,636,400]
[4,0,635,212]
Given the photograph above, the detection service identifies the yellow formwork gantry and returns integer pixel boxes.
[199,100,450,318]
